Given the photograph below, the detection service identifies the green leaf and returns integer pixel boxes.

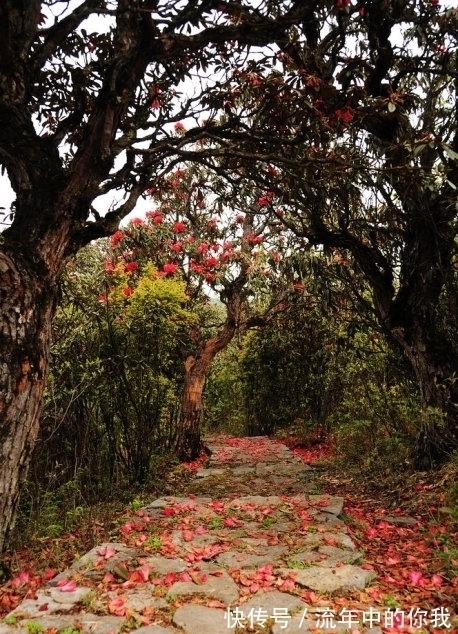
[443,145,458,161]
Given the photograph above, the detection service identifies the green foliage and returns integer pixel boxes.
[26,622,44,634]
[204,339,246,435]
[20,244,193,538]
[329,332,420,471]
[240,263,347,437]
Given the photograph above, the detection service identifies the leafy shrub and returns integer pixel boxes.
[329,332,420,471]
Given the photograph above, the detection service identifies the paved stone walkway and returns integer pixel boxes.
[1,437,382,634]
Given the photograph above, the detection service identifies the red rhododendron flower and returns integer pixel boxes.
[150,87,161,111]
[111,230,124,246]
[247,233,263,245]
[204,256,219,267]
[190,261,205,274]
[124,261,138,273]
[258,191,274,208]
[170,242,183,252]
[130,217,144,226]
[174,122,186,132]
[173,221,187,233]
[267,165,278,177]
[123,287,133,297]
[163,263,178,275]
[331,106,354,126]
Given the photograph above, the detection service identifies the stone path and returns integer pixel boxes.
[1,437,382,634]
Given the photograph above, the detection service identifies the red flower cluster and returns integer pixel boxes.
[146,209,163,224]
[331,106,354,128]
[258,191,274,208]
[111,230,124,247]
[247,233,263,245]
[162,263,178,275]
[124,261,138,273]
[173,221,187,233]
[204,256,219,268]
[150,86,161,110]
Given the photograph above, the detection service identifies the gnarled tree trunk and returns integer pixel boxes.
[176,277,247,462]
[0,251,56,553]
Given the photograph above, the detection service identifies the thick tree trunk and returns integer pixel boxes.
[390,320,458,469]
[177,359,207,462]
[0,251,56,553]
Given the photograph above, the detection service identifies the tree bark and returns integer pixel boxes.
[177,326,238,461]
[0,251,56,553]
[177,357,208,462]
[176,275,247,461]
[389,317,458,469]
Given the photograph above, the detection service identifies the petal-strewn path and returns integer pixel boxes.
[0,436,446,633]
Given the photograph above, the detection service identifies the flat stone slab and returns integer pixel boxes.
[173,605,229,634]
[240,589,306,614]
[168,568,239,604]
[143,496,211,510]
[110,587,167,612]
[229,466,255,477]
[52,542,142,581]
[307,495,344,516]
[196,468,226,478]
[384,515,418,526]
[216,545,288,568]
[298,531,357,551]
[289,545,363,568]
[133,627,177,634]
[0,614,125,634]
[256,463,312,476]
[8,586,93,618]
[228,495,283,507]
[143,554,188,575]
[290,564,376,593]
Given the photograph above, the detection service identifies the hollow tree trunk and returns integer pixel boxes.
[0,251,56,553]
